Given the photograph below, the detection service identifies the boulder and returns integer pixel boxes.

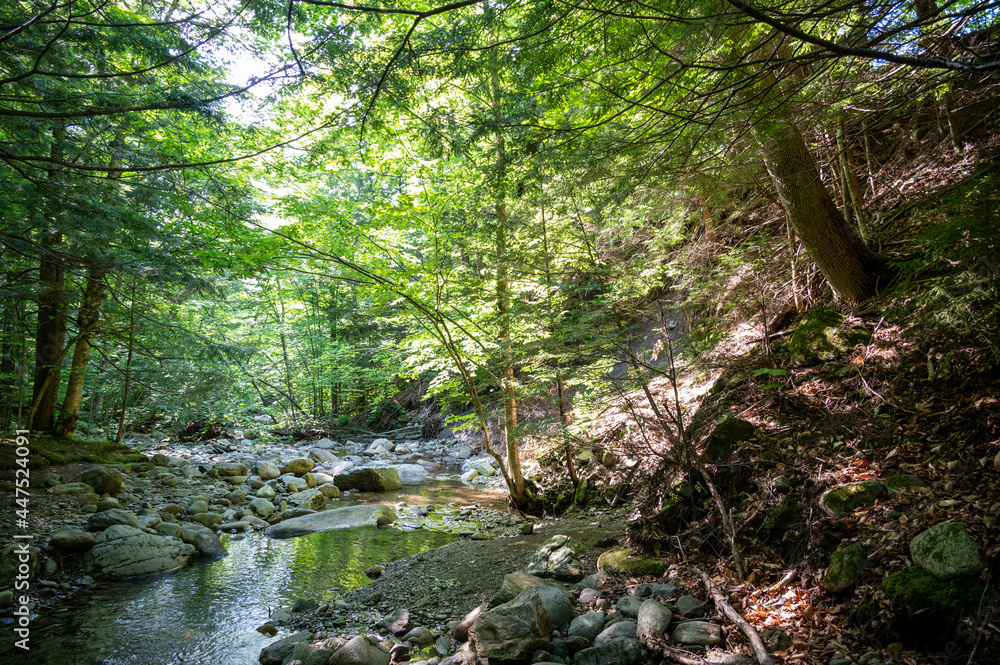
[454,604,486,642]
[334,467,402,492]
[259,630,313,665]
[703,413,755,462]
[819,481,886,516]
[328,635,389,665]
[594,620,636,646]
[596,548,667,577]
[49,528,96,552]
[470,589,554,661]
[910,522,985,580]
[568,611,606,642]
[823,542,868,593]
[672,621,723,645]
[254,461,281,480]
[675,595,705,618]
[525,534,586,581]
[214,462,248,477]
[291,487,328,511]
[573,637,641,665]
[317,483,342,498]
[637,599,673,637]
[249,498,275,518]
[286,638,342,665]
[71,467,123,495]
[789,307,871,366]
[281,475,309,493]
[395,464,430,485]
[50,481,95,496]
[308,448,339,464]
[86,525,195,579]
[191,512,223,527]
[383,608,411,635]
[492,570,574,605]
[283,458,315,476]
[255,485,276,500]
[517,585,576,629]
[264,504,397,538]
[87,508,141,531]
[180,524,228,557]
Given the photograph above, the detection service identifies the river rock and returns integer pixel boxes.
[192,511,223,527]
[49,528,96,552]
[95,496,121,511]
[86,525,195,579]
[317,483,341,498]
[820,481,886,516]
[291,487,328,511]
[214,462,248,477]
[596,548,667,576]
[492,570,573,605]
[255,485,276,500]
[264,504,396,537]
[526,534,585,581]
[281,475,309,492]
[395,464,430,485]
[470,589,554,661]
[229,489,246,504]
[568,611,606,642]
[823,542,868,592]
[910,521,985,580]
[71,467,123,495]
[637,599,673,637]
[88,508,141,531]
[255,461,281,480]
[617,595,643,618]
[0,544,40,586]
[383,608,412,635]
[50,481,95,496]
[286,637,342,665]
[329,635,389,665]
[187,499,209,514]
[676,594,705,618]
[308,448,339,464]
[594,620,636,646]
[283,458,315,475]
[250,497,275,518]
[259,630,313,665]
[334,467,402,492]
[672,621,722,645]
[180,524,228,556]
[454,603,485,641]
[518,585,576,629]
[574,637,641,665]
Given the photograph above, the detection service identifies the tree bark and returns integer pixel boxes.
[754,117,892,305]
[56,265,107,436]
[31,231,66,432]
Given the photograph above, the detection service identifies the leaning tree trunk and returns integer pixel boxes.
[56,265,107,436]
[755,117,892,305]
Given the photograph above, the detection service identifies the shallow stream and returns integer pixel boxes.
[1,478,504,665]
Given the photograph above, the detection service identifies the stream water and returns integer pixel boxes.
[1,478,504,665]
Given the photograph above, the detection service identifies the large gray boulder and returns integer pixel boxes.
[264,504,396,538]
[517,585,575,629]
[395,464,429,485]
[492,570,573,605]
[469,589,554,661]
[910,522,985,580]
[86,525,195,579]
[334,467,402,492]
[71,467,124,495]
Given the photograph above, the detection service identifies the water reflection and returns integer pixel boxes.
[1,526,455,664]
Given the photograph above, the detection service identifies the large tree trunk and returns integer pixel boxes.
[31,231,66,432]
[56,265,107,436]
[755,118,892,305]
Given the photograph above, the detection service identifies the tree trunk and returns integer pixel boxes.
[754,117,892,305]
[31,231,66,432]
[56,265,107,436]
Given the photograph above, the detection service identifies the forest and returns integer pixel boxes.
[2,0,1000,663]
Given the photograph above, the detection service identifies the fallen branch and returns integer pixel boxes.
[693,566,776,665]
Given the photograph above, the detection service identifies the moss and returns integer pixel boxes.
[703,413,755,462]
[765,498,799,536]
[883,566,986,615]
[597,548,668,576]
[789,307,872,366]
[820,481,886,516]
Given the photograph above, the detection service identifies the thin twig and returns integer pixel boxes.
[693,566,776,665]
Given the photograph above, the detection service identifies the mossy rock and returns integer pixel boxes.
[702,413,755,462]
[597,548,667,577]
[789,307,872,366]
[885,474,928,498]
[910,522,985,580]
[820,481,885,516]
[822,542,868,593]
[883,565,985,615]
